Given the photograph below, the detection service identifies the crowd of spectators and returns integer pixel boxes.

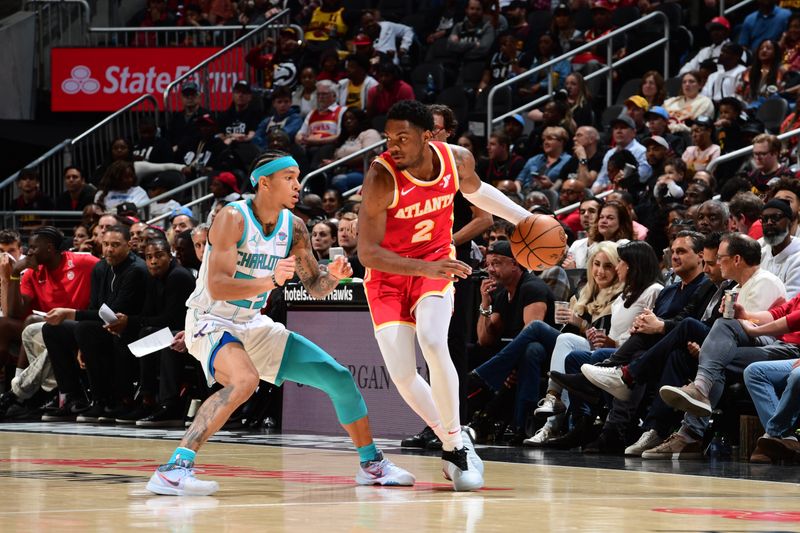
[4,0,800,464]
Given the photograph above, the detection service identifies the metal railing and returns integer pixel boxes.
[487,11,669,136]
[88,25,262,48]
[162,11,297,122]
[1,94,160,207]
[706,127,800,174]
[720,0,755,16]
[25,0,91,89]
[0,210,84,235]
[554,190,613,216]
[298,139,386,196]
[147,193,214,226]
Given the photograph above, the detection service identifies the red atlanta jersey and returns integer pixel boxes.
[373,141,459,258]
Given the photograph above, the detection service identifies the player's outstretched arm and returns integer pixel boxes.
[291,215,352,298]
[206,205,277,300]
[452,145,531,225]
[358,162,470,280]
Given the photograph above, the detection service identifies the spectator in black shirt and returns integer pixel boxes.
[55,166,96,212]
[572,126,603,189]
[479,130,526,185]
[110,238,197,426]
[133,117,174,164]
[167,81,209,149]
[177,114,227,177]
[218,80,261,146]
[41,225,148,422]
[9,169,55,230]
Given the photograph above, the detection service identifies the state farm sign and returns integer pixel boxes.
[51,48,245,112]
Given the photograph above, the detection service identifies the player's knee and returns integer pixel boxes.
[229,370,259,401]
[416,328,448,357]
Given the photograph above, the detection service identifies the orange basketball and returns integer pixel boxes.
[509,215,568,270]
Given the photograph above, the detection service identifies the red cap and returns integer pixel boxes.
[353,33,372,46]
[212,171,240,193]
[591,0,613,11]
[706,16,730,30]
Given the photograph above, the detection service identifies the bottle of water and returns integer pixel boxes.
[426,73,435,99]
[708,432,722,459]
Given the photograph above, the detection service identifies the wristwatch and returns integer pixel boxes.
[479,304,492,317]
[578,158,589,166]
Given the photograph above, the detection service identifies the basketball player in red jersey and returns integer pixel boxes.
[359,101,532,491]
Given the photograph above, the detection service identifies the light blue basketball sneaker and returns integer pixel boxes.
[146,464,220,496]
[355,453,416,486]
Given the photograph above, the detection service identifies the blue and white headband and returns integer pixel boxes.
[249,156,299,187]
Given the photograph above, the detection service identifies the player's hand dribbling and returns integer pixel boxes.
[273,256,296,286]
[422,259,472,280]
[327,255,353,280]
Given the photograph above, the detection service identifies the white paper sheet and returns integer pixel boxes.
[99,303,117,325]
[127,327,174,358]
[32,310,47,317]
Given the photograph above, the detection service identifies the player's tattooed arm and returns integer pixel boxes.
[290,215,339,298]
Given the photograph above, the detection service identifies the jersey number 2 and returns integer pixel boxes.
[411,219,434,243]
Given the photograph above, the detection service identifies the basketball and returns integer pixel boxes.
[509,215,568,270]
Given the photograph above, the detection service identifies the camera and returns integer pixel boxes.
[553,89,568,102]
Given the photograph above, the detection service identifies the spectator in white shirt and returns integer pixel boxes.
[701,43,747,103]
[680,17,732,75]
[360,9,415,67]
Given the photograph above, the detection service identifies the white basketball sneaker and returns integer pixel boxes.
[461,427,484,475]
[356,454,416,486]
[442,429,484,491]
[146,464,219,496]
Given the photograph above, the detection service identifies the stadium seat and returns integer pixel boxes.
[756,98,789,134]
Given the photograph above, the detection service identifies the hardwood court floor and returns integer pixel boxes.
[1,429,800,532]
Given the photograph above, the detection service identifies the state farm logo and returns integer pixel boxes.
[61,66,100,95]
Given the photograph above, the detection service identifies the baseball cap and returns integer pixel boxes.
[687,115,714,129]
[181,80,199,94]
[504,0,527,9]
[706,16,730,30]
[642,135,670,150]
[625,95,649,111]
[610,113,636,130]
[279,26,299,38]
[486,240,515,259]
[591,0,613,11]
[644,105,669,121]
[233,80,251,93]
[554,3,571,15]
[116,202,139,216]
[353,33,372,46]
[505,114,525,127]
[212,171,240,194]
[170,206,193,220]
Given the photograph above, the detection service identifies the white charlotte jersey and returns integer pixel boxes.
[187,200,293,324]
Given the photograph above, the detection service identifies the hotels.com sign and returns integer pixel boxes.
[51,47,245,112]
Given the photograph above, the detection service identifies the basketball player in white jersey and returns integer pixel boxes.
[359,101,531,491]
[147,151,414,496]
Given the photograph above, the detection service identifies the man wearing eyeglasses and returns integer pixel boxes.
[748,133,794,193]
[760,200,800,298]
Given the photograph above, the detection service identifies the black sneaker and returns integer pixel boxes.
[548,371,602,404]
[136,404,184,427]
[76,401,108,423]
[0,391,20,419]
[401,426,437,448]
[115,404,156,424]
[41,398,90,422]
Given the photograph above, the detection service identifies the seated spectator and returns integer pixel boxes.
[0,227,98,418]
[303,0,348,59]
[337,213,364,278]
[167,81,209,149]
[445,0,496,66]
[518,34,570,103]
[206,171,241,224]
[326,108,382,194]
[42,225,148,421]
[714,97,749,177]
[191,224,209,262]
[480,130,526,186]
[644,106,686,155]
[336,55,378,111]
[176,4,211,46]
[607,190,648,241]
[591,200,634,245]
[681,116,721,173]
[556,179,586,233]
[128,0,176,46]
[144,171,183,222]
[729,191,765,239]
[55,166,96,212]
[293,66,319,118]
[779,14,800,72]
[170,209,197,236]
[572,126,603,189]
[8,169,55,229]
[695,199,731,236]
[639,71,666,107]
[245,27,309,92]
[683,180,713,207]
[759,199,800,298]
[592,114,651,193]
[766,177,800,238]
[624,96,650,141]
[108,237,197,425]
[359,9,414,67]
[366,61,414,118]
[680,16,732,75]
[133,117,174,164]
[570,0,626,97]
[92,137,134,185]
[253,88,304,151]
[642,136,670,183]
[663,72,714,134]
[321,189,343,219]
[550,3,583,55]
[701,43,746,104]
[477,35,527,98]
[176,113,227,177]
[95,161,149,212]
[71,224,91,251]
[564,73,594,128]
[173,229,201,275]
[526,100,575,154]
[738,0,791,52]
[516,126,575,194]
[217,80,260,147]
[296,80,346,169]
[737,39,785,108]
[468,240,556,441]
[129,221,148,257]
[563,197,602,269]
[779,91,800,156]
[748,133,795,192]
[311,220,338,262]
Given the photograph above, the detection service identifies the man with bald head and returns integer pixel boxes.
[695,199,730,236]
[556,179,585,233]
